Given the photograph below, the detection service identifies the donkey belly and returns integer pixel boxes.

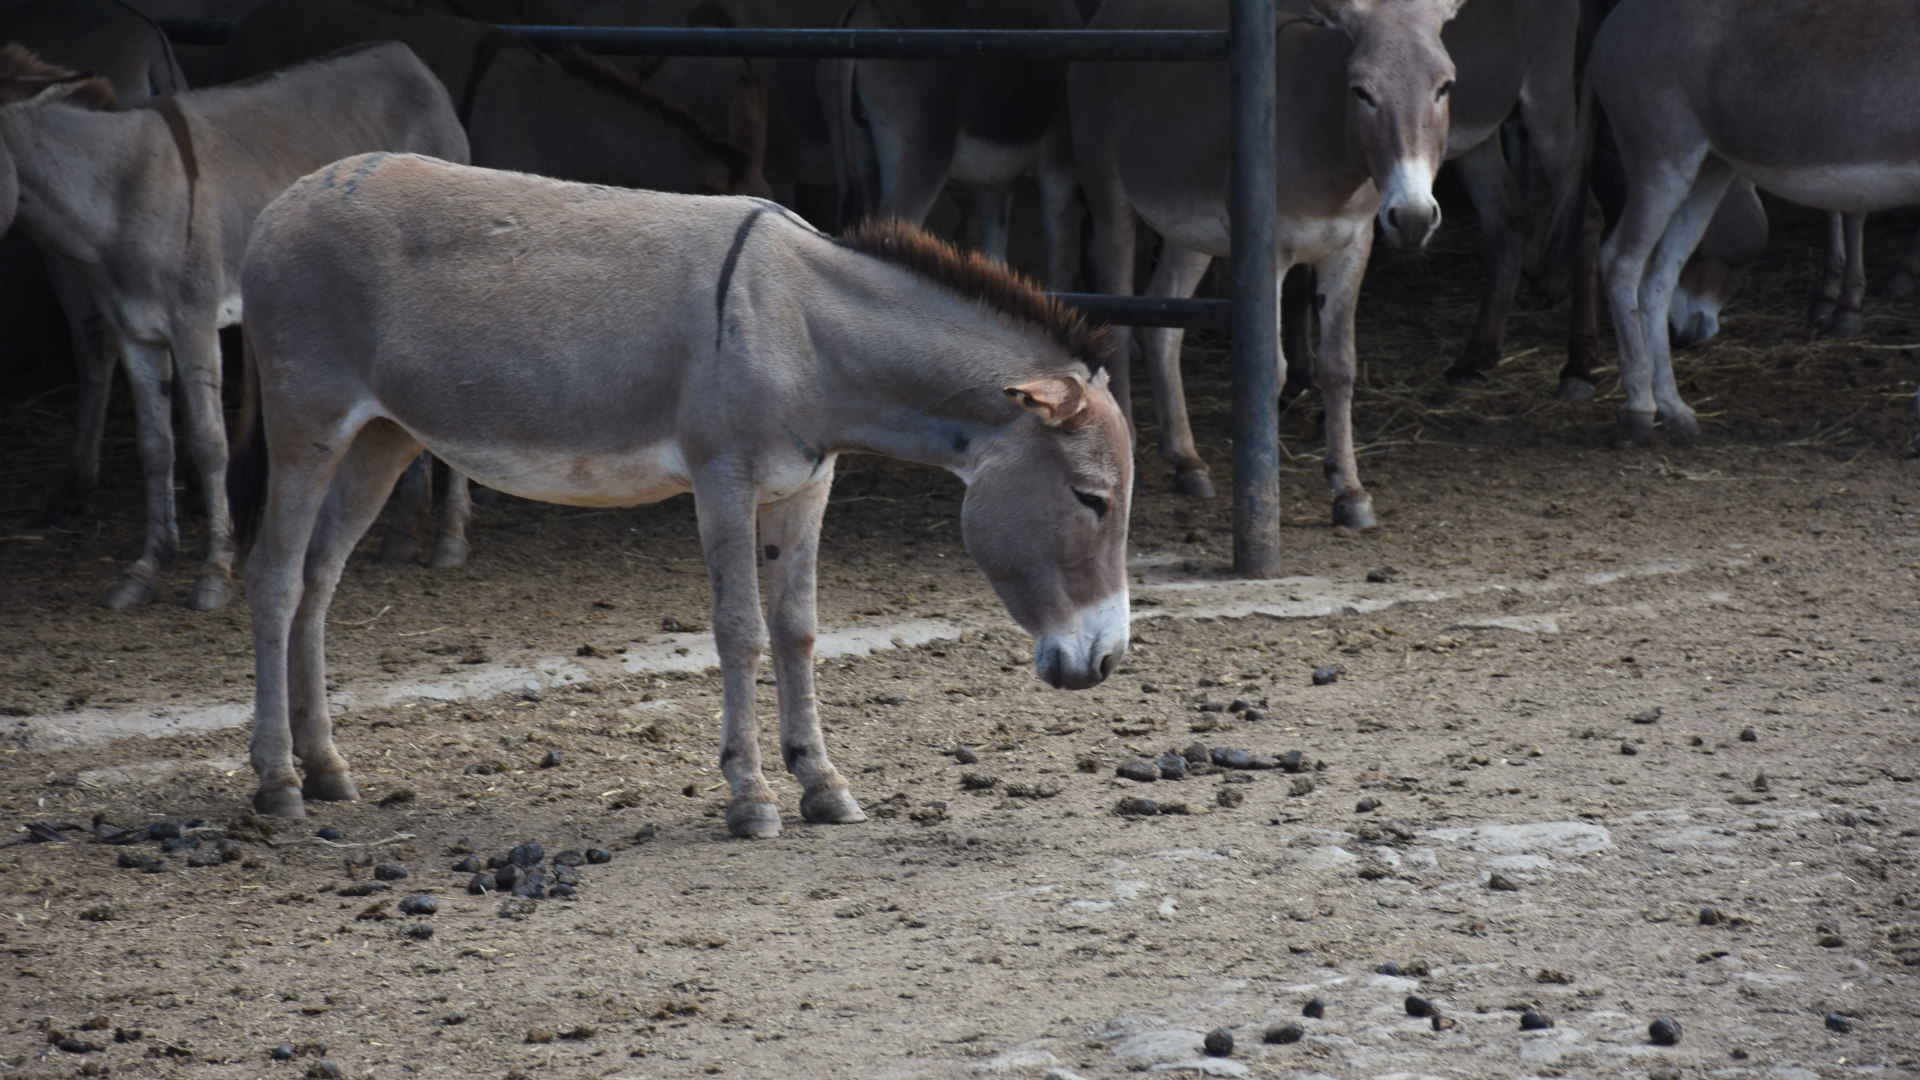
[1737,162,1920,215]
[422,437,693,509]
[948,134,1037,187]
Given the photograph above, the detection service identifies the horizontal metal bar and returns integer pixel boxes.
[1050,294,1230,331]
[157,20,1229,60]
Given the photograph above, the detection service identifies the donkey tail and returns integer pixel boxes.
[226,324,269,552]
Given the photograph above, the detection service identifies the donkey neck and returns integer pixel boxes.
[1274,25,1376,217]
[0,106,168,265]
[792,244,1080,477]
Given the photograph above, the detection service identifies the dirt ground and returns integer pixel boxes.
[1,203,1918,1080]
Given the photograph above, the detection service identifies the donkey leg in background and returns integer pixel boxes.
[1036,120,1079,291]
[171,319,236,610]
[42,266,114,525]
[101,336,180,609]
[695,474,782,839]
[1279,265,1318,437]
[376,451,434,564]
[1822,212,1867,338]
[1883,224,1920,299]
[1558,194,1604,399]
[1634,158,1737,436]
[1444,137,1527,387]
[1600,151,1717,440]
[287,422,424,807]
[1076,165,1138,436]
[973,185,1013,263]
[1810,212,1847,329]
[1139,244,1216,497]
[1314,241,1376,530]
[429,465,473,570]
[760,474,865,827]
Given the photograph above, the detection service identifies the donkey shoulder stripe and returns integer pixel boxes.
[714,203,769,344]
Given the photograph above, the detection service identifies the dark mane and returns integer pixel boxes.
[552,45,749,176]
[0,44,118,110]
[838,219,1115,370]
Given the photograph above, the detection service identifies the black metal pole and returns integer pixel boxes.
[1227,0,1281,578]
[156,20,1228,60]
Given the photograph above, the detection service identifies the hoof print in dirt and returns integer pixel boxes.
[372,864,408,881]
[1264,1021,1305,1044]
[632,824,658,843]
[1648,1016,1683,1045]
[397,895,437,916]
[586,848,612,864]
[1116,760,1158,783]
[1302,997,1326,1019]
[1215,786,1245,808]
[1203,1027,1234,1056]
[499,896,538,919]
[1312,665,1340,685]
[1521,1010,1554,1031]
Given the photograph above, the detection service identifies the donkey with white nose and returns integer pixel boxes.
[1073,0,1462,520]
[232,154,1132,835]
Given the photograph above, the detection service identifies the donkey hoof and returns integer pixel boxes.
[1556,376,1597,402]
[1617,408,1658,442]
[800,787,868,826]
[1172,468,1215,498]
[1443,366,1491,390]
[1661,410,1701,437]
[303,771,360,803]
[428,536,470,570]
[185,576,233,611]
[253,786,307,818]
[726,800,782,839]
[100,576,156,610]
[375,528,422,565]
[1825,310,1864,339]
[1331,494,1376,531]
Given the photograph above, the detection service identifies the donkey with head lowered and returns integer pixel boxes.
[233,155,1133,834]
[1073,0,1463,523]
[0,43,468,609]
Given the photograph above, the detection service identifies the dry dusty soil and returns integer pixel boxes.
[1,208,1918,1080]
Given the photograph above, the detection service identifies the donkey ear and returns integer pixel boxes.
[0,74,94,115]
[1005,374,1091,429]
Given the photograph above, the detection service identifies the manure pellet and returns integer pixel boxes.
[553,866,580,887]
[1312,665,1340,685]
[1520,1011,1554,1030]
[271,1045,296,1061]
[1356,797,1382,813]
[401,923,434,941]
[493,864,519,891]
[1202,1027,1234,1056]
[372,864,409,881]
[1181,742,1211,764]
[1376,961,1401,976]
[552,883,577,898]
[397,895,437,916]
[1156,754,1187,781]
[453,856,483,874]
[552,849,587,867]
[1116,797,1159,817]
[586,848,612,864]
[315,827,343,841]
[1302,997,1325,1019]
[307,1058,342,1079]
[1264,1022,1304,1044]
[1405,995,1434,1017]
[1648,1017,1683,1045]
[1116,760,1159,783]
[509,842,544,867]
[467,873,495,895]
[1825,1012,1853,1033]
[1430,1014,1456,1031]
[149,822,182,840]
[952,745,980,765]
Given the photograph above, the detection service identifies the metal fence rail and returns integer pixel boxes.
[159,9,1284,576]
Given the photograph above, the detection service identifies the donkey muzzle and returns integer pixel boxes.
[1033,591,1129,691]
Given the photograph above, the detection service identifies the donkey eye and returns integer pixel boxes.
[1436,80,1454,102]
[1073,489,1109,520]
[1352,86,1377,108]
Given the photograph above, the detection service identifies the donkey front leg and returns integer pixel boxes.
[1141,244,1217,496]
[173,320,236,610]
[1444,137,1526,387]
[1314,240,1377,530]
[42,266,115,525]
[695,476,782,838]
[760,475,864,827]
[429,467,474,570]
[101,336,180,609]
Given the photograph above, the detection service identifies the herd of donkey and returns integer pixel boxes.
[1,0,1916,833]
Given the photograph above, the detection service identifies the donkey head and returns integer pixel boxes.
[963,368,1132,690]
[1312,0,1463,251]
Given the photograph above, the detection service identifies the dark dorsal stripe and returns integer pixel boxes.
[457,28,526,129]
[714,204,769,345]
[151,95,198,244]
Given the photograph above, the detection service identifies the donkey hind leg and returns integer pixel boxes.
[1141,244,1216,496]
[1823,213,1867,338]
[376,451,433,564]
[1810,212,1846,329]
[293,422,424,806]
[173,321,236,610]
[1558,194,1606,400]
[1444,137,1527,387]
[1600,147,1714,441]
[429,466,473,570]
[101,337,181,609]
[1882,226,1920,299]
[1635,158,1736,437]
[1279,265,1319,437]
[42,266,114,525]
[1314,239,1377,529]
[1036,120,1080,291]
[1078,177,1138,439]
[696,475,782,838]
[760,474,864,827]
